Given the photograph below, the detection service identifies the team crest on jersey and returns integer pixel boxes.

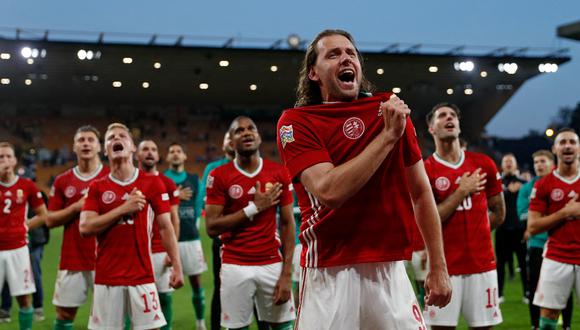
[279,125,295,148]
[435,177,451,191]
[65,186,77,198]
[228,184,243,199]
[102,191,116,204]
[551,188,564,202]
[343,117,365,140]
[207,175,214,189]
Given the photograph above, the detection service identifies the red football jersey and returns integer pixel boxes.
[150,172,180,254]
[205,158,293,265]
[529,170,580,265]
[424,151,502,275]
[277,92,422,268]
[0,177,44,250]
[82,169,171,286]
[49,164,109,271]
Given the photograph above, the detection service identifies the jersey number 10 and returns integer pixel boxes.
[456,196,472,211]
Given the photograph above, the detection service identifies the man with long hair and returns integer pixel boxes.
[277,29,451,329]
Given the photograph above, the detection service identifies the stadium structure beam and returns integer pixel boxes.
[557,20,580,41]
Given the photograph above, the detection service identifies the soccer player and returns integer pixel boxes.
[496,153,528,303]
[0,141,47,330]
[205,116,295,330]
[423,103,506,329]
[46,125,109,330]
[164,142,207,330]
[517,150,573,330]
[528,128,580,330]
[136,139,181,330]
[197,132,234,330]
[276,29,451,329]
[79,123,183,330]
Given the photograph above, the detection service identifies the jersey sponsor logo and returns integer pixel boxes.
[228,184,243,199]
[279,125,295,148]
[435,177,451,191]
[207,175,214,189]
[343,117,365,139]
[551,188,564,202]
[161,193,169,201]
[65,186,77,198]
[102,191,116,204]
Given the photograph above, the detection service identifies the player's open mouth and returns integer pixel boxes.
[338,69,355,83]
[445,123,455,129]
[112,143,124,152]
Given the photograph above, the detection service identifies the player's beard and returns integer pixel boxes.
[236,147,258,158]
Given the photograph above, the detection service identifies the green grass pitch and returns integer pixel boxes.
[0,224,577,329]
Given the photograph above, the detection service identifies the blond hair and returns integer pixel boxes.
[105,123,132,139]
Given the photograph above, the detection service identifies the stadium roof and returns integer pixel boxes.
[0,27,571,141]
[558,20,580,41]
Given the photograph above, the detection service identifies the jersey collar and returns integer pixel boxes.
[73,163,103,182]
[433,150,465,170]
[109,168,139,186]
[0,176,19,188]
[553,170,580,185]
[234,157,263,178]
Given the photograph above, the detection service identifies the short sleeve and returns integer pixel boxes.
[205,169,226,206]
[162,176,180,206]
[277,112,332,179]
[278,167,294,207]
[529,179,548,214]
[402,118,422,167]
[48,176,65,211]
[149,177,171,215]
[27,181,44,209]
[82,181,100,213]
[483,156,503,197]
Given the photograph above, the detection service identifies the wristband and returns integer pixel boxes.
[243,201,259,220]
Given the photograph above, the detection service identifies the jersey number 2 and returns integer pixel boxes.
[3,199,11,214]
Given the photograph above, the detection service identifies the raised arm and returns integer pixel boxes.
[205,182,282,238]
[300,96,409,209]
[405,160,451,308]
[46,197,85,228]
[79,188,145,236]
[436,169,487,222]
[528,194,580,235]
